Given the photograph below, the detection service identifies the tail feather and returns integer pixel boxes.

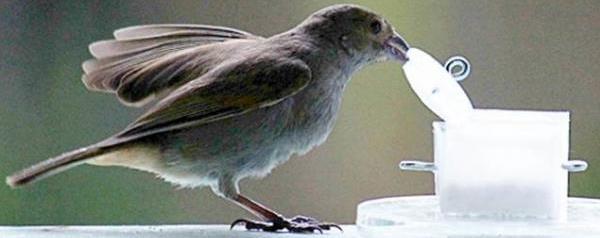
[6,146,108,188]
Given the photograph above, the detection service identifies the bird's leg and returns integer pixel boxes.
[232,194,281,221]
[229,194,342,233]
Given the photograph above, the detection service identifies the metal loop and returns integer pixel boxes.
[444,56,471,82]
[562,160,588,172]
[399,160,436,172]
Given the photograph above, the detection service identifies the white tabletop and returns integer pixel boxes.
[0,225,359,238]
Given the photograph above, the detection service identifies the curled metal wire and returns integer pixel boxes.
[445,56,471,82]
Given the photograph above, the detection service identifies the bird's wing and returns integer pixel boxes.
[112,57,311,141]
[82,24,263,107]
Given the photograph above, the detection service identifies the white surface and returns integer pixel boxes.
[402,48,474,123]
[0,225,357,238]
[356,196,600,238]
[433,109,570,219]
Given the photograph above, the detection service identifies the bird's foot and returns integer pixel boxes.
[230,215,342,233]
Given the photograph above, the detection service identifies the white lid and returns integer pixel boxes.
[402,48,474,123]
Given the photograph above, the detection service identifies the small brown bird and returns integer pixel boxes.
[6,4,409,233]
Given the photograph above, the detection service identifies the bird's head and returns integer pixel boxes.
[300,4,410,69]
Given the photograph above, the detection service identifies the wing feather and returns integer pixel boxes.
[113,24,254,40]
[81,24,262,107]
[114,57,312,140]
[90,32,247,59]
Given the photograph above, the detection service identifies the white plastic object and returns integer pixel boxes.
[433,109,572,219]
[402,48,474,123]
[357,196,600,237]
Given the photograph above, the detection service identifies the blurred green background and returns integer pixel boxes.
[0,0,598,225]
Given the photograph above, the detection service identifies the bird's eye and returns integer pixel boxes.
[370,20,382,34]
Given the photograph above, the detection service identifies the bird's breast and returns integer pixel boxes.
[283,74,347,155]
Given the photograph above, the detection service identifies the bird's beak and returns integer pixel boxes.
[384,32,410,63]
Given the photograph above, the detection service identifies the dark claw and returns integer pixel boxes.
[230,218,247,230]
[319,223,343,232]
[230,218,271,231]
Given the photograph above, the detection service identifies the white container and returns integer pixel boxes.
[400,109,588,220]
[398,47,588,221]
[434,109,570,219]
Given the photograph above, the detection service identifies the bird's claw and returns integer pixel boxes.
[230,216,342,233]
[230,218,280,232]
[290,215,318,223]
[289,216,343,232]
